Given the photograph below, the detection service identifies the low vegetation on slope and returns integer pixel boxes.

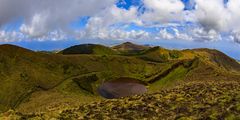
[193,48,240,73]
[0,44,162,112]
[60,44,117,55]
[0,42,240,117]
[138,46,195,62]
[2,81,240,119]
[112,42,150,54]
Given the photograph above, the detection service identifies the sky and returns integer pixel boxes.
[0,0,240,59]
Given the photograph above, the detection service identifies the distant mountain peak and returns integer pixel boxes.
[122,42,135,45]
[112,42,150,52]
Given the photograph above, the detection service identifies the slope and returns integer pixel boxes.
[112,42,150,55]
[60,44,117,55]
[3,81,240,119]
[0,43,240,114]
[0,44,162,112]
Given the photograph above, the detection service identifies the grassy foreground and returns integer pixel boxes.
[1,81,240,120]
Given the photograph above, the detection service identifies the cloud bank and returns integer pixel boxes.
[0,0,240,44]
[0,0,115,37]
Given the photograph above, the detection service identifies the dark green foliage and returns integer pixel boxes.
[61,44,117,55]
[141,46,161,54]
[73,74,99,94]
[169,50,182,59]
[138,47,170,62]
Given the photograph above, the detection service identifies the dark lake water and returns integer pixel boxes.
[98,77,147,99]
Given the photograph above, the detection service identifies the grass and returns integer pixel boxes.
[60,44,117,55]
[16,78,101,113]
[149,65,189,91]
[0,49,161,112]
[112,42,150,55]
[58,81,240,120]
[1,43,240,117]
[3,81,240,119]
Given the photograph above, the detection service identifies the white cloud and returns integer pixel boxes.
[80,5,145,40]
[154,26,221,42]
[231,31,240,44]
[1,0,240,44]
[173,28,193,41]
[78,28,150,41]
[86,5,140,28]
[158,29,174,40]
[191,28,221,42]
[141,0,185,24]
[0,0,116,37]
[0,31,24,42]
[20,13,49,37]
[194,0,231,31]
[194,0,240,32]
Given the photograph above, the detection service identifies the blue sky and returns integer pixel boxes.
[0,0,240,59]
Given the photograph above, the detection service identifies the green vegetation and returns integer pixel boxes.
[112,42,150,55]
[0,44,160,112]
[149,65,189,91]
[60,44,117,55]
[2,81,240,119]
[73,73,99,94]
[0,42,240,119]
[58,81,240,120]
[169,50,183,59]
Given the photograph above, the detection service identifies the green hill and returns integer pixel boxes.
[0,43,240,118]
[60,44,117,55]
[112,42,150,55]
[138,46,186,62]
[192,48,240,72]
[0,44,161,112]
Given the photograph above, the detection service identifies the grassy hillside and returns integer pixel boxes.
[60,44,117,55]
[193,48,240,73]
[2,81,240,119]
[112,42,150,55]
[0,44,162,112]
[58,81,240,120]
[0,43,240,117]
[138,46,195,62]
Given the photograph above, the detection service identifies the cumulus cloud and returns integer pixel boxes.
[0,0,115,37]
[78,27,150,41]
[154,26,221,42]
[231,31,240,44]
[194,0,240,32]
[86,5,140,29]
[194,0,230,31]
[189,0,240,43]
[190,28,221,42]
[80,5,145,40]
[1,0,240,44]
[0,30,24,42]
[141,0,185,24]
[157,29,175,40]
